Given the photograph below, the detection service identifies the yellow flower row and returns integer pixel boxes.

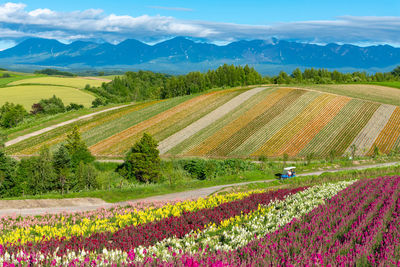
[0,189,266,245]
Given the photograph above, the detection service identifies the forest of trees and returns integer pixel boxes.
[87,65,400,106]
[88,64,263,104]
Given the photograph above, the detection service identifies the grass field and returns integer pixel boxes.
[9,76,106,88]
[0,85,96,109]
[294,84,400,106]
[368,81,400,90]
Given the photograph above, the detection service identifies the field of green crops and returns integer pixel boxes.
[9,76,106,88]
[6,85,400,159]
[0,73,109,109]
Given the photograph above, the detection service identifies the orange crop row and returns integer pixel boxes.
[187,88,293,156]
[368,107,400,155]
[277,95,351,157]
[89,90,227,155]
[253,93,335,156]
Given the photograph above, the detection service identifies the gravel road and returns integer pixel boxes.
[5,104,133,147]
[0,161,398,216]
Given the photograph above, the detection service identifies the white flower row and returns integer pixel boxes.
[0,181,355,265]
[132,180,355,261]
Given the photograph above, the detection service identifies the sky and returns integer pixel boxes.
[0,0,399,50]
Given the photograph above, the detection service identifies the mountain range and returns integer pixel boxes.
[0,37,399,74]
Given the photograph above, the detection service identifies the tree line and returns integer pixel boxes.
[0,126,97,197]
[88,65,400,106]
[88,64,263,105]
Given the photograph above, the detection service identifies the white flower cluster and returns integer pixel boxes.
[134,180,356,261]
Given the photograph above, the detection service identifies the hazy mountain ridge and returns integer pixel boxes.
[0,37,399,73]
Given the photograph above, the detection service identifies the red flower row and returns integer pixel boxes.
[4,187,307,258]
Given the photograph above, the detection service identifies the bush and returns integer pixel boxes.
[91,97,108,108]
[118,133,161,183]
[1,73,10,78]
[66,103,84,111]
[31,95,66,115]
[178,158,260,180]
[0,102,27,128]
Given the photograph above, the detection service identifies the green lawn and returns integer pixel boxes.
[368,81,400,90]
[9,76,107,89]
[0,85,96,109]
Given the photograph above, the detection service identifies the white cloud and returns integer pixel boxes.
[0,2,399,46]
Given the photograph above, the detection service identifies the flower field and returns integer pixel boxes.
[2,177,399,265]
[7,86,400,158]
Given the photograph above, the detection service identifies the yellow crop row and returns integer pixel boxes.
[0,190,266,245]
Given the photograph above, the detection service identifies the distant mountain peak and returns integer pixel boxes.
[0,37,399,73]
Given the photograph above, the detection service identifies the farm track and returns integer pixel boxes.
[254,94,336,156]
[158,87,268,154]
[10,100,165,155]
[189,88,293,156]
[5,103,137,148]
[368,107,400,155]
[1,161,399,216]
[231,91,321,156]
[206,89,307,157]
[169,88,276,156]
[346,104,396,156]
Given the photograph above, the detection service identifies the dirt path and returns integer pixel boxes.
[5,104,133,147]
[158,87,268,154]
[0,180,274,216]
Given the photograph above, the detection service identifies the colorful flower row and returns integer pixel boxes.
[0,190,266,245]
[0,187,307,265]
[159,176,400,266]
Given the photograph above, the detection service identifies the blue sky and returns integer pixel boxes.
[0,0,399,50]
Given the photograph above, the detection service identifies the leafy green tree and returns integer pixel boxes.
[291,68,303,83]
[32,95,66,115]
[119,133,161,183]
[0,102,27,128]
[53,145,71,194]
[75,162,99,190]
[65,126,95,168]
[33,146,57,194]
[391,66,400,77]
[0,150,18,197]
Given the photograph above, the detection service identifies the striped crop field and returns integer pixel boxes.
[7,86,400,158]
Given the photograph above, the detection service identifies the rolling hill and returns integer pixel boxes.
[0,75,109,109]
[6,85,400,158]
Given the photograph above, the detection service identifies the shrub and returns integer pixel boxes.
[66,103,84,111]
[118,133,161,183]
[0,102,27,128]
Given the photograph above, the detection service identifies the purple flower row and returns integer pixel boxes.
[151,176,400,266]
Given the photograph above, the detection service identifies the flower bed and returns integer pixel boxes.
[3,177,398,266]
[158,176,400,266]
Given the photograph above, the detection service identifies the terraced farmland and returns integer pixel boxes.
[7,86,400,158]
